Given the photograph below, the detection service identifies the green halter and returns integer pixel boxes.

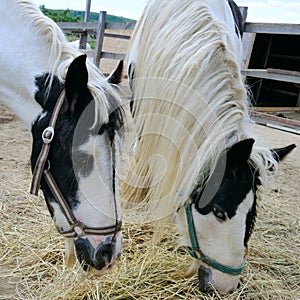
[185,203,245,276]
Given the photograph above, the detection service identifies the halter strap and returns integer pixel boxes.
[30,91,66,196]
[30,90,122,238]
[185,203,245,276]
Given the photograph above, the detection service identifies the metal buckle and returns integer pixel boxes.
[42,127,54,144]
[72,222,86,238]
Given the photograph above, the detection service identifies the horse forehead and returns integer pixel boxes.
[213,162,255,213]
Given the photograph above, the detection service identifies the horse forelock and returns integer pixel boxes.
[122,0,277,223]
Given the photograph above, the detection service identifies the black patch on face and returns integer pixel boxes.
[190,139,260,247]
[35,75,63,111]
[244,195,257,246]
[193,159,258,219]
[31,76,80,209]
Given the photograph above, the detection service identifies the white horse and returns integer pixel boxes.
[123,0,295,294]
[0,0,124,273]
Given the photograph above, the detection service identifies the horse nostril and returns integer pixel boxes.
[94,243,114,270]
[198,265,213,293]
[74,238,94,271]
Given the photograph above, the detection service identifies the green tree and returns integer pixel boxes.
[39,5,82,22]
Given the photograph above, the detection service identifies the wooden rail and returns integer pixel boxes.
[242,69,300,84]
[58,11,300,69]
[244,22,300,35]
[58,11,136,66]
[57,10,300,133]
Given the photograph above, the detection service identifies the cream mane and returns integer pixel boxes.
[12,0,121,124]
[122,0,277,223]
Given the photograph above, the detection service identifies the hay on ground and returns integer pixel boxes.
[0,93,299,299]
[0,165,299,299]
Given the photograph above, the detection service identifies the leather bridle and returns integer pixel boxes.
[30,90,122,239]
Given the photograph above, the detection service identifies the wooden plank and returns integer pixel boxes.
[105,22,136,30]
[94,11,106,67]
[104,33,131,40]
[64,29,97,35]
[101,52,126,60]
[242,69,300,84]
[250,107,300,112]
[58,21,136,31]
[267,68,300,77]
[250,111,300,127]
[57,22,98,30]
[244,23,300,35]
[262,123,300,135]
[242,32,256,68]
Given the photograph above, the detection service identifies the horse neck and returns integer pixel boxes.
[0,2,59,128]
[124,0,249,218]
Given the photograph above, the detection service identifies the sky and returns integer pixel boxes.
[31,0,300,24]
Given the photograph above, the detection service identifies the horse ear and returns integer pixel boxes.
[227,138,255,164]
[271,144,296,162]
[64,55,89,114]
[107,60,123,84]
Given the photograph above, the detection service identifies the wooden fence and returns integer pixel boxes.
[58,11,300,71]
[57,11,300,133]
[57,11,136,67]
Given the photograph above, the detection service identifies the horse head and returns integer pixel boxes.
[176,139,295,294]
[31,55,124,273]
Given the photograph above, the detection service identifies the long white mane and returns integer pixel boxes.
[1,0,120,126]
[122,0,277,223]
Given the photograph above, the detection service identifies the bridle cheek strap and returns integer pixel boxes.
[185,203,245,276]
[30,91,66,196]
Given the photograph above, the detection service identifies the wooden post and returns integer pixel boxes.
[79,0,91,49]
[94,11,106,67]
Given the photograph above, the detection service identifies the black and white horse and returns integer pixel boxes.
[123,0,295,294]
[0,0,124,273]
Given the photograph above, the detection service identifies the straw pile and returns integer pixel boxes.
[0,102,299,299]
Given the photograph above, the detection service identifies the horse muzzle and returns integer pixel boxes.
[74,232,122,273]
[198,264,239,294]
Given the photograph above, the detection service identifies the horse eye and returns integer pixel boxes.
[213,206,226,221]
